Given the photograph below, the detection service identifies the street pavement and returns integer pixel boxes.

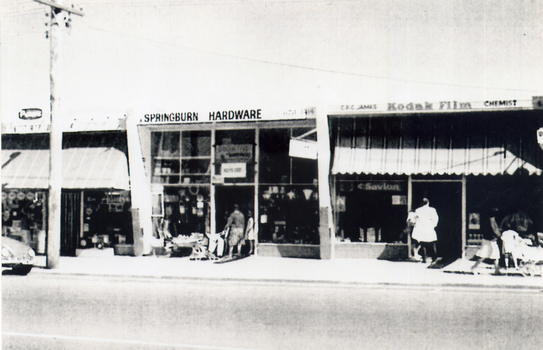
[29,248,543,290]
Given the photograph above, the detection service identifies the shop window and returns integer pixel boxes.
[259,128,290,184]
[151,131,211,184]
[260,127,317,185]
[163,186,210,237]
[258,185,319,244]
[2,190,46,253]
[335,179,408,244]
[258,127,319,245]
[215,129,255,184]
[81,191,132,249]
[292,158,318,184]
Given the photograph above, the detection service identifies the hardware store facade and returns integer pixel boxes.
[136,108,321,257]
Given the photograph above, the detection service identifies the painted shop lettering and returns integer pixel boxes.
[484,100,517,107]
[341,104,377,111]
[387,101,472,111]
[358,183,401,191]
[209,109,262,121]
[144,112,198,122]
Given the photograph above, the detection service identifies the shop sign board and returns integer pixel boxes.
[329,98,535,115]
[221,163,246,178]
[138,107,315,124]
[357,182,403,191]
[19,108,42,120]
[216,144,253,163]
[289,139,318,159]
[212,174,224,184]
[2,117,126,134]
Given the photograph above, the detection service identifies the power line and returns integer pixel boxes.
[78,19,539,93]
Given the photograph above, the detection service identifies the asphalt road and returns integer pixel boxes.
[3,274,543,350]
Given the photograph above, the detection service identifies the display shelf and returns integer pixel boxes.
[154,156,181,160]
[154,156,211,160]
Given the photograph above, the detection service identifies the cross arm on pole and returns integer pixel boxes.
[34,0,84,16]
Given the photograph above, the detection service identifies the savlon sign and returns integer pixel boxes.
[139,107,315,124]
[330,99,535,115]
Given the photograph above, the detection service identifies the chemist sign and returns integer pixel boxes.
[221,163,246,178]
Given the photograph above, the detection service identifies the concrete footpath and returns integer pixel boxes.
[30,251,543,290]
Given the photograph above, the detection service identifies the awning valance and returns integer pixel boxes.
[1,147,130,190]
[331,146,542,176]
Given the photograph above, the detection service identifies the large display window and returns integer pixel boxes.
[162,186,210,237]
[150,130,212,237]
[215,129,255,184]
[81,190,133,249]
[258,127,319,244]
[2,190,46,253]
[148,123,319,246]
[151,131,212,185]
[334,176,408,244]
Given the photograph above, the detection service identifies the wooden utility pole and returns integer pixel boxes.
[34,0,83,268]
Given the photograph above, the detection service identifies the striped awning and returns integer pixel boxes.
[1,148,130,190]
[331,146,543,176]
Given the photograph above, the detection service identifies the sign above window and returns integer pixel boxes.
[329,98,535,115]
[138,107,315,124]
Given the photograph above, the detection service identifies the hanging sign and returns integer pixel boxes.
[289,139,318,159]
[221,163,246,178]
[216,144,253,163]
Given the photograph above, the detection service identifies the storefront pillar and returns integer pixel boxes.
[253,127,260,255]
[316,92,333,259]
[126,109,153,256]
[461,175,467,259]
[407,176,413,258]
[210,127,217,235]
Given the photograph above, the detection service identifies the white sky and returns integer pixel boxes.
[1,0,542,122]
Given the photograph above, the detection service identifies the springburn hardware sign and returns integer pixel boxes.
[139,107,315,124]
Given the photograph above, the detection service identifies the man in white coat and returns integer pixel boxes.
[411,198,439,263]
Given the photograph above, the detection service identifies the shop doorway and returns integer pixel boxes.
[411,181,462,263]
[61,191,81,257]
[214,186,254,234]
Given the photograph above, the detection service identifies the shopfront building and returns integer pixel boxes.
[2,120,132,256]
[328,97,543,262]
[136,107,320,257]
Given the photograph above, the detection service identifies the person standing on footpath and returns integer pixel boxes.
[245,210,255,255]
[224,204,245,258]
[406,209,421,260]
[471,207,503,275]
[411,198,439,263]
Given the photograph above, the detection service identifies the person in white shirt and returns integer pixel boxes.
[411,198,439,263]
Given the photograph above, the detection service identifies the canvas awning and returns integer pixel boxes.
[331,146,543,176]
[1,147,130,190]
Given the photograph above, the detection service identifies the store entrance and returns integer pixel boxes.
[214,186,254,234]
[411,181,462,263]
